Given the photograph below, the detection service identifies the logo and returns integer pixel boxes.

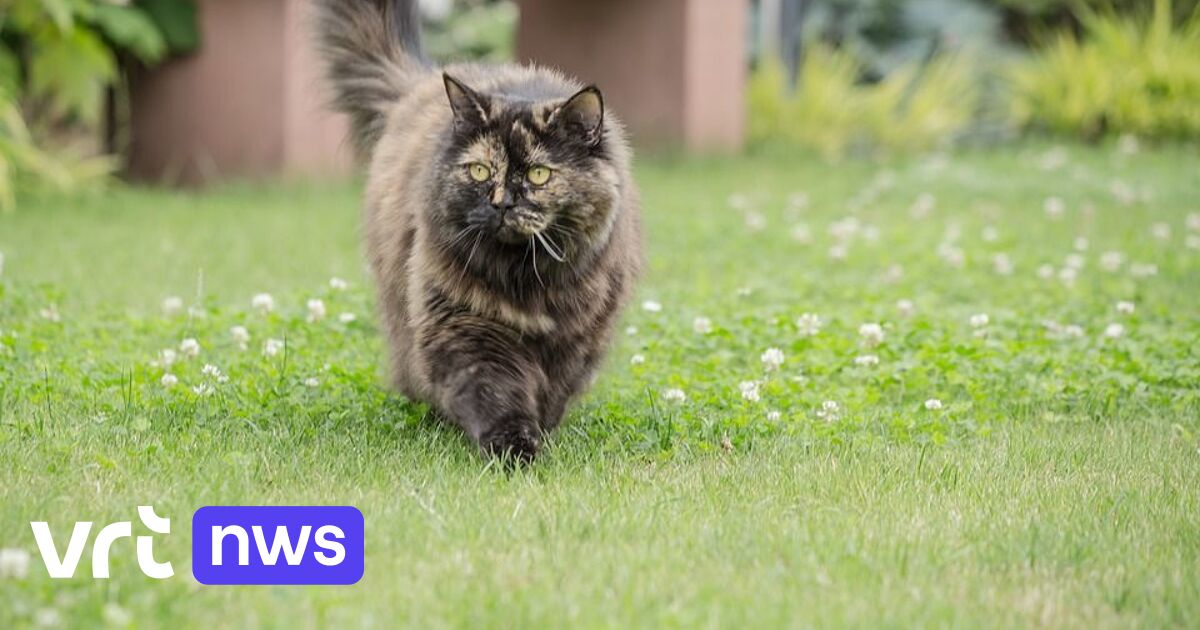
[191,506,364,585]
[30,506,174,579]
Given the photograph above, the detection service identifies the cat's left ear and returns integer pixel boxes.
[550,86,604,144]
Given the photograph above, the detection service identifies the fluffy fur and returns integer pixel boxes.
[315,0,642,461]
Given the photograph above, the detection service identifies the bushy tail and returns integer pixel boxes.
[314,0,429,158]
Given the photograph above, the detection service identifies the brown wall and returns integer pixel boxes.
[128,0,350,184]
[516,0,746,151]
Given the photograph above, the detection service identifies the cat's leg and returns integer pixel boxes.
[420,319,547,462]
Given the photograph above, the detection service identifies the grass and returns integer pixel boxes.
[1,143,1198,627]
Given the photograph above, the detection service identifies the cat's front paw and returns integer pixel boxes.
[480,421,541,464]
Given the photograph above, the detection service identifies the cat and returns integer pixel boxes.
[315,0,642,462]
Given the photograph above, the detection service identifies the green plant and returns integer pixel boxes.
[0,0,197,210]
[1011,0,1200,139]
[748,45,980,158]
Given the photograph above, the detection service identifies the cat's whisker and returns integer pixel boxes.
[530,237,546,288]
[536,231,567,263]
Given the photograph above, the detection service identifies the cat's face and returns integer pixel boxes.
[433,75,618,264]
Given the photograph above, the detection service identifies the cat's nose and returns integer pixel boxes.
[490,188,515,212]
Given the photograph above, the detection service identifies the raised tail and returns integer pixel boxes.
[314,0,430,158]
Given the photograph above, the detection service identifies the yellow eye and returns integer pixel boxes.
[527,165,552,186]
[468,163,491,182]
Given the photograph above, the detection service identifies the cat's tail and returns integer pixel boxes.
[314,0,430,158]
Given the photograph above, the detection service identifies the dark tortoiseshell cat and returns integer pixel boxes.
[316,0,642,461]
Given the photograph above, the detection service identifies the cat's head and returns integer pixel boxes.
[432,73,620,265]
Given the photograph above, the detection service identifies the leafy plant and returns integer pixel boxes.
[0,0,197,210]
[1010,0,1200,139]
[748,45,980,158]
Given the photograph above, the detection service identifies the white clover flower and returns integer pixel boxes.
[161,296,184,316]
[34,608,61,628]
[816,400,840,420]
[1130,263,1158,278]
[858,323,884,347]
[828,217,861,241]
[854,354,879,367]
[766,410,782,422]
[201,364,221,378]
[1043,196,1065,218]
[788,192,810,210]
[761,348,785,371]
[1064,324,1085,338]
[1058,267,1078,284]
[738,381,761,402]
[796,313,822,337]
[1099,251,1125,272]
[1116,301,1135,315]
[159,348,178,367]
[39,305,61,322]
[662,388,686,403]
[252,293,275,313]
[641,300,662,313]
[1187,212,1200,232]
[160,373,178,389]
[307,298,327,323]
[1064,253,1085,270]
[338,312,357,324]
[924,399,944,410]
[981,226,999,242]
[102,603,131,627]
[896,299,915,317]
[0,547,31,579]
[630,354,645,365]
[828,244,848,260]
[329,277,349,291]
[263,338,284,357]
[937,243,965,268]
[1073,236,1089,252]
[1151,223,1171,240]
[1186,235,1200,250]
[909,193,935,218]
[969,313,990,328]
[179,338,200,358]
[304,377,321,389]
[693,316,713,335]
[791,223,812,243]
[992,253,1014,275]
[883,265,904,283]
[735,286,753,298]
[624,325,638,336]
[1037,264,1055,279]
[230,326,250,351]
[727,192,750,210]
[192,383,215,397]
[1104,323,1125,339]
[744,211,766,231]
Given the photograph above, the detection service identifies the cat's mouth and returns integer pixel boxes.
[496,209,550,244]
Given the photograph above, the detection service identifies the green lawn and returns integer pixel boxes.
[1,144,1198,628]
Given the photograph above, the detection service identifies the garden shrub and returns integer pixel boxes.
[0,0,196,210]
[748,44,980,158]
[1010,0,1200,139]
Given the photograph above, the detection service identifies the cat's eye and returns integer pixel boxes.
[527,165,552,186]
[467,163,492,182]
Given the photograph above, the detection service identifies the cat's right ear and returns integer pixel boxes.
[444,74,489,128]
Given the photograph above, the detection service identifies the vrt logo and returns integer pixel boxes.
[30,506,174,579]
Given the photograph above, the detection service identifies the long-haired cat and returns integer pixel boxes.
[315,0,642,461]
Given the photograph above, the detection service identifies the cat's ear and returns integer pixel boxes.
[443,73,489,127]
[550,86,604,144]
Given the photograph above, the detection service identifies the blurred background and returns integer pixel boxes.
[0,0,1197,208]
